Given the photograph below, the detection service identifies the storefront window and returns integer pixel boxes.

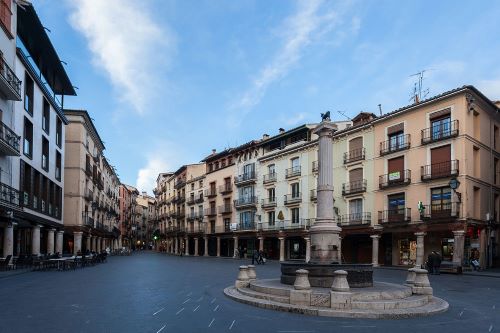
[441,238,454,261]
[398,239,416,266]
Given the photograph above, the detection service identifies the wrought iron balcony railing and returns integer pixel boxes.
[380,134,411,156]
[233,196,258,208]
[343,148,365,164]
[379,170,411,189]
[204,207,217,216]
[421,160,459,181]
[0,56,22,100]
[219,184,233,194]
[420,203,460,220]
[284,193,302,205]
[263,172,277,184]
[285,166,301,179]
[342,179,367,195]
[205,188,217,197]
[339,212,371,226]
[0,121,20,155]
[421,120,459,145]
[234,171,256,185]
[261,197,277,208]
[378,208,411,224]
[0,182,20,208]
[218,204,232,214]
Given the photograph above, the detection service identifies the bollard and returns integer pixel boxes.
[412,268,433,295]
[331,270,350,292]
[235,265,250,288]
[405,267,416,286]
[247,265,257,280]
[293,269,311,290]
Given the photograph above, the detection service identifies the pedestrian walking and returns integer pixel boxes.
[252,249,258,265]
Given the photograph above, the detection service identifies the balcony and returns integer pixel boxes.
[205,188,217,198]
[195,194,204,204]
[178,210,186,219]
[85,161,92,176]
[312,161,318,173]
[310,189,317,202]
[218,204,232,214]
[378,208,411,224]
[342,179,367,196]
[0,121,20,156]
[421,160,459,181]
[219,184,232,195]
[174,179,186,189]
[83,216,94,227]
[339,212,371,226]
[233,196,258,209]
[84,189,93,201]
[380,134,410,156]
[234,172,256,186]
[204,207,217,217]
[261,197,277,209]
[284,193,302,205]
[259,219,310,231]
[175,195,186,204]
[236,222,256,231]
[263,172,277,184]
[343,148,365,164]
[421,203,460,220]
[0,56,22,100]
[187,222,205,234]
[379,170,411,189]
[285,166,301,179]
[186,196,196,205]
[421,120,459,145]
[187,212,202,221]
[0,182,20,208]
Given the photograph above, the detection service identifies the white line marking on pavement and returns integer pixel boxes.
[211,297,216,304]
[187,292,193,297]
[156,325,166,333]
[489,325,493,332]
[196,296,203,302]
[213,305,219,312]
[193,305,200,312]
[176,308,185,315]
[229,320,236,330]
[208,318,215,328]
[153,308,165,316]
[182,298,190,304]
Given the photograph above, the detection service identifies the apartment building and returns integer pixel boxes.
[154,172,172,243]
[120,184,139,248]
[63,110,121,254]
[136,192,157,249]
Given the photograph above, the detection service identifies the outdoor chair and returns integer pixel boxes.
[0,255,12,271]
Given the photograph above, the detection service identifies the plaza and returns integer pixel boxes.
[0,252,499,333]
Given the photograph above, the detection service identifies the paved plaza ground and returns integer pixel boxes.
[0,252,499,333]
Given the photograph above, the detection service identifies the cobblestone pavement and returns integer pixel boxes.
[0,251,499,333]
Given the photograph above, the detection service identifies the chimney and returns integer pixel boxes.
[262,134,270,140]
[279,128,285,133]
[211,149,216,155]
[142,191,147,197]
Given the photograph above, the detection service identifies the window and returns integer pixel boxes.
[42,99,50,134]
[268,188,275,201]
[56,117,62,148]
[41,137,49,171]
[191,183,194,190]
[388,131,405,151]
[243,163,255,176]
[23,117,33,158]
[268,211,275,226]
[291,207,300,224]
[208,164,213,172]
[240,211,254,228]
[291,157,300,170]
[349,199,363,221]
[388,193,405,216]
[291,183,300,198]
[0,0,12,34]
[33,171,40,209]
[431,187,451,212]
[24,73,34,114]
[55,150,61,180]
[494,125,499,150]
[431,116,451,141]
[215,162,219,169]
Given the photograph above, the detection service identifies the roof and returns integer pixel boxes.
[64,109,105,151]
[201,148,233,162]
[258,124,316,147]
[232,139,261,154]
[17,3,76,96]
[122,184,139,194]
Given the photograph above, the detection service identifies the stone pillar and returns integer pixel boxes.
[86,236,91,252]
[174,237,179,254]
[97,237,102,252]
[370,234,380,267]
[452,230,465,266]
[32,225,42,255]
[279,237,285,262]
[310,120,340,263]
[479,228,487,270]
[258,236,264,252]
[185,236,189,256]
[216,236,221,257]
[339,236,342,264]
[233,236,239,258]
[3,222,14,259]
[91,236,96,251]
[331,270,350,292]
[73,231,83,255]
[118,236,122,249]
[415,232,426,268]
[235,265,250,288]
[204,236,209,256]
[47,229,55,255]
[304,237,311,263]
[56,231,64,254]
[194,237,199,256]
[102,238,106,251]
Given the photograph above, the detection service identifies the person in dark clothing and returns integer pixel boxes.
[432,251,442,275]
[252,250,258,265]
[427,253,434,273]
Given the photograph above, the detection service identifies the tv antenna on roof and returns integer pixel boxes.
[409,70,432,103]
[336,110,352,121]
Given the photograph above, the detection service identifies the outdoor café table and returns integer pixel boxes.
[49,258,69,271]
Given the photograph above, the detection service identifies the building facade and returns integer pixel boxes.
[120,184,139,248]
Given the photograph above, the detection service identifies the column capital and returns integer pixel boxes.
[452,230,465,236]
[73,231,83,235]
[48,228,56,232]
[278,237,285,241]
[303,236,310,241]
[370,234,381,239]
[258,236,264,240]
[414,231,426,237]
[57,230,64,235]
[33,224,43,229]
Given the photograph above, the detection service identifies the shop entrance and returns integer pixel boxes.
[342,234,371,264]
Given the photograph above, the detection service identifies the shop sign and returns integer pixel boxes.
[389,171,400,181]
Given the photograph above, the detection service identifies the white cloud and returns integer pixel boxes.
[227,0,355,126]
[136,141,186,194]
[68,0,175,115]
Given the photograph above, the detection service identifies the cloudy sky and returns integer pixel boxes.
[34,0,500,193]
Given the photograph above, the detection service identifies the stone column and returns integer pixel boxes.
[185,236,189,256]
[339,236,342,264]
[310,120,340,263]
[86,236,91,252]
[279,237,285,262]
[174,237,178,254]
[102,238,106,251]
[194,237,199,256]
[216,236,221,257]
[47,229,55,255]
[304,237,311,263]
[56,231,64,254]
[204,236,209,256]
[415,232,426,267]
[233,236,239,258]
[91,236,96,251]
[97,237,102,252]
[258,236,264,252]
[370,234,380,267]
[452,230,465,266]
[3,222,14,259]
[118,236,122,249]
[32,225,42,255]
[73,231,83,255]
[479,228,487,270]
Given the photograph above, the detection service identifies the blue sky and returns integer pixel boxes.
[34,0,500,193]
